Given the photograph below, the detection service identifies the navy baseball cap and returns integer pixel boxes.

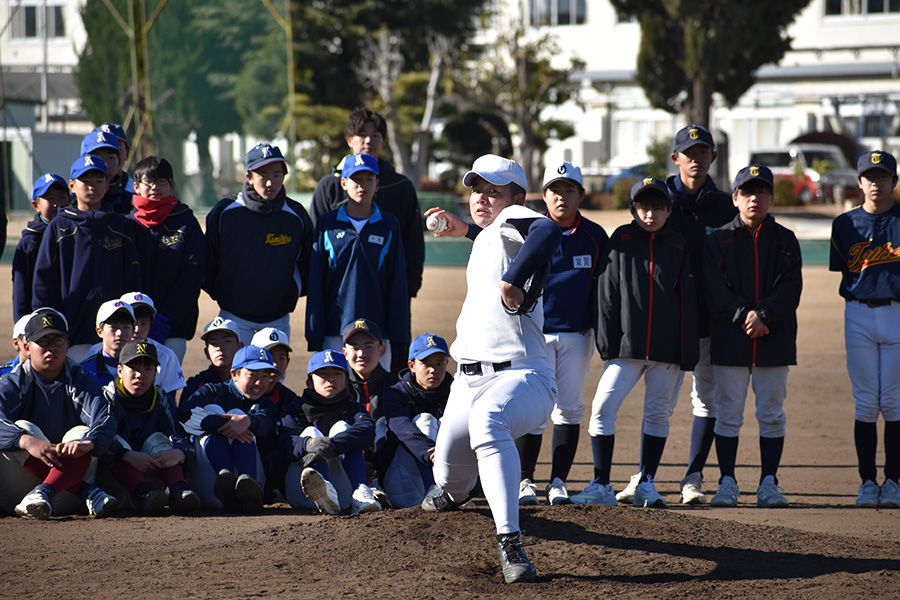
[630,177,671,204]
[342,318,383,344]
[672,124,715,154]
[71,155,108,179]
[246,143,287,171]
[119,340,159,366]
[733,165,774,190]
[857,150,897,177]
[341,153,379,179]
[307,349,350,375]
[408,333,449,362]
[463,154,528,191]
[93,123,128,147]
[25,307,69,341]
[32,173,68,200]
[542,161,584,190]
[232,345,281,375]
[81,130,120,155]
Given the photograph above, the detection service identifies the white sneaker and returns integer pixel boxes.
[85,485,119,518]
[710,476,740,507]
[680,472,706,504]
[756,475,789,507]
[633,479,667,508]
[351,484,382,514]
[879,479,900,508]
[301,467,341,515]
[857,480,880,507]
[518,478,539,506]
[570,479,617,506]
[15,486,52,520]
[545,477,572,505]
[615,472,641,504]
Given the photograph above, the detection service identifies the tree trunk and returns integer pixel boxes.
[411,34,449,188]
[685,79,713,127]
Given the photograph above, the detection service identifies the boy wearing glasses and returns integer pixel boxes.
[0,308,119,519]
[129,156,205,362]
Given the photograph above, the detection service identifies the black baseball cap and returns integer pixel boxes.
[25,308,69,342]
[672,125,715,154]
[119,340,159,366]
[342,318,383,344]
[857,151,897,177]
[733,165,774,190]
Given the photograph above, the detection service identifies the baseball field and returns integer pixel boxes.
[1,207,899,599]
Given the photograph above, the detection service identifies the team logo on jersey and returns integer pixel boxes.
[368,235,385,245]
[573,255,592,269]
[847,240,900,273]
[557,164,567,175]
[872,153,883,164]
[323,350,335,363]
[689,128,699,140]
[42,316,54,328]
[750,166,760,176]
[161,232,185,247]
[426,335,437,348]
[101,236,123,251]
[265,233,291,246]
[355,155,365,167]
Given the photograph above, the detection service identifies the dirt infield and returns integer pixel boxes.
[1,241,900,597]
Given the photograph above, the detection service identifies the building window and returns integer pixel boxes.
[825,0,900,15]
[9,3,65,41]
[530,0,586,26]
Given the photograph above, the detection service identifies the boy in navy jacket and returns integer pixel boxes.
[572,178,698,508]
[102,340,199,515]
[280,350,379,514]
[204,143,314,344]
[32,155,141,360]
[178,346,280,513]
[705,165,802,508]
[376,333,453,508]
[515,161,608,506]
[128,156,205,361]
[12,173,70,321]
[305,153,409,372]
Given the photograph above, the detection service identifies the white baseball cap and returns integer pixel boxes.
[13,313,32,338]
[542,161,583,190]
[96,300,135,328]
[250,327,292,352]
[462,154,528,191]
[201,317,240,341]
[120,291,157,316]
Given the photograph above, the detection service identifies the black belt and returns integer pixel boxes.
[461,361,511,376]
[857,299,893,308]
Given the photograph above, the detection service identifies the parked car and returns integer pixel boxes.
[749,144,859,203]
[602,163,654,193]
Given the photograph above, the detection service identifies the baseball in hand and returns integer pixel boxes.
[426,214,448,233]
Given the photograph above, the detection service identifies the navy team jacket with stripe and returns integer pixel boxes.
[305,204,409,352]
[595,221,699,370]
[32,206,142,345]
[704,214,802,367]
[542,212,609,334]
[12,215,47,321]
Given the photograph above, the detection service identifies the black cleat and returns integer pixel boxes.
[421,485,460,512]
[139,488,168,516]
[497,531,536,583]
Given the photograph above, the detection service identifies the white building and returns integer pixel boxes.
[495,0,900,183]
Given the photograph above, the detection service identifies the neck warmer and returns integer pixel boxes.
[241,180,286,216]
[115,378,158,413]
[301,387,352,422]
[132,194,178,227]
